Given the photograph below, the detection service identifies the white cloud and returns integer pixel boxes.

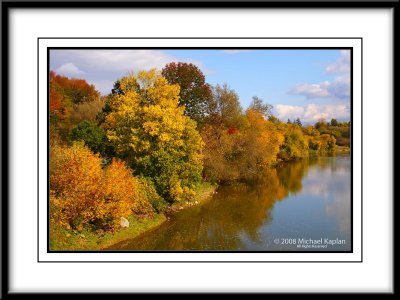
[289,50,351,101]
[52,50,203,74]
[274,104,304,120]
[274,103,350,123]
[289,76,350,100]
[56,62,84,75]
[51,50,206,94]
[222,50,253,54]
[289,81,330,99]
[326,50,350,74]
[326,76,350,99]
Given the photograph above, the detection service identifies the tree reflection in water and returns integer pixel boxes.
[108,156,350,251]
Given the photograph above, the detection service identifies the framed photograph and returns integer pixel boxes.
[1,0,395,295]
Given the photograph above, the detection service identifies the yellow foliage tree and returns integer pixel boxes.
[102,70,204,202]
[240,109,284,174]
[278,123,309,161]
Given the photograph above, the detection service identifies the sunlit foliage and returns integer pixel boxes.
[102,70,204,202]
[201,108,284,182]
[50,143,153,231]
[278,124,309,161]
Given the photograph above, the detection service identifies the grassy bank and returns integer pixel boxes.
[49,213,166,251]
[50,182,217,251]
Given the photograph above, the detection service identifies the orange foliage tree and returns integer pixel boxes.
[49,71,101,141]
[50,143,153,231]
[201,109,284,182]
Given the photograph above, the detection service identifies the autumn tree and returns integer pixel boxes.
[278,124,309,161]
[162,62,212,126]
[102,70,204,203]
[248,96,273,118]
[202,109,284,182]
[206,84,243,128]
[318,134,337,153]
[50,143,153,231]
[239,109,284,177]
[50,71,72,124]
[50,71,100,105]
[49,71,102,141]
[302,125,320,137]
[70,96,106,125]
[200,84,244,181]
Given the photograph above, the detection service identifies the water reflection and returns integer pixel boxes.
[108,156,351,251]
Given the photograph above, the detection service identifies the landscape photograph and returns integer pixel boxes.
[48,48,351,251]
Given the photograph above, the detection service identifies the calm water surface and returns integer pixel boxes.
[108,155,351,251]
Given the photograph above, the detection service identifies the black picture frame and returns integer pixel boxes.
[1,0,396,296]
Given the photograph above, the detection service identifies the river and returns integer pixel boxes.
[107,155,351,251]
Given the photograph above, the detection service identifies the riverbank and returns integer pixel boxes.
[49,182,217,250]
[49,213,167,251]
[336,146,351,154]
[166,182,218,215]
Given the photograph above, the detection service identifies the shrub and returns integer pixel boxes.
[50,143,154,231]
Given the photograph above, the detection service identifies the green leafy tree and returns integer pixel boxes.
[69,121,108,155]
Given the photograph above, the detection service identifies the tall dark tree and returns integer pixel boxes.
[330,118,338,126]
[162,62,212,126]
[295,118,302,127]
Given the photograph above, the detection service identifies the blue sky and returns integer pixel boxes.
[50,49,350,124]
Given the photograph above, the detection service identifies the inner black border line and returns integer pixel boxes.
[39,38,361,263]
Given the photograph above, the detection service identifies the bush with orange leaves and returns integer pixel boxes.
[50,143,153,231]
[201,109,284,182]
